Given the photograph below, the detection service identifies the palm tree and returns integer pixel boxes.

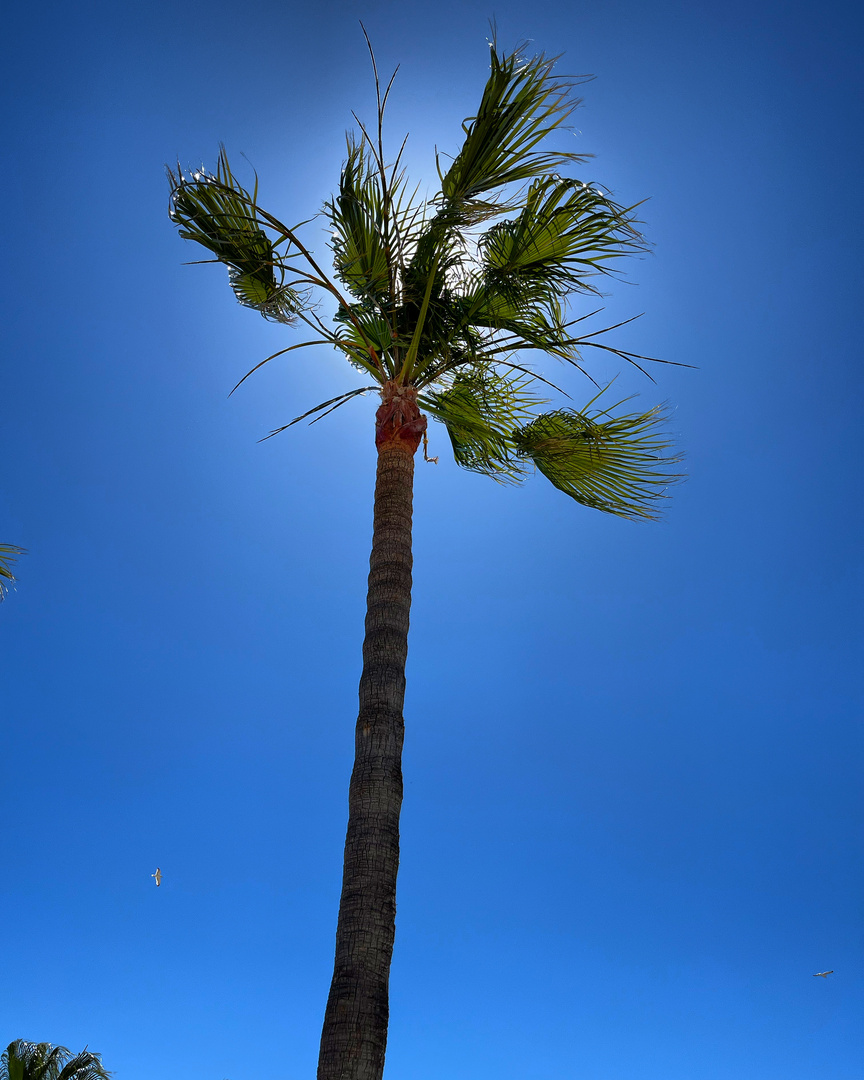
[1,1042,111,1080]
[0,544,24,601]
[168,34,682,1080]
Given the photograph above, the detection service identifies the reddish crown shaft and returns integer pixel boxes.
[374,382,427,453]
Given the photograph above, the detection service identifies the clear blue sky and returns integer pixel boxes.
[2,1,861,1078]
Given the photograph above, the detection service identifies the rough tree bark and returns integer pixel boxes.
[317,383,426,1080]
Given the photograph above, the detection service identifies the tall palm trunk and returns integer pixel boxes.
[317,385,426,1080]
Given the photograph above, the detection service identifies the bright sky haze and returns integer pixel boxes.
[2,1,861,1079]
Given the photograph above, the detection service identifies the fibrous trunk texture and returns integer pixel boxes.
[317,386,425,1080]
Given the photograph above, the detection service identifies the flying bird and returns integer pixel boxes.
[812,970,833,978]
[151,868,162,887]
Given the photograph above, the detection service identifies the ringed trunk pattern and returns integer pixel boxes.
[317,385,426,1080]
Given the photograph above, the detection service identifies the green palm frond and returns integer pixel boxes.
[479,176,646,297]
[1,1041,32,1080]
[0,1046,21,1080]
[0,543,24,600]
[55,1052,111,1080]
[512,398,682,518]
[326,138,392,302]
[1,1044,110,1080]
[262,385,378,440]
[420,367,541,479]
[439,45,588,206]
[168,148,304,324]
[456,273,565,336]
[334,303,399,357]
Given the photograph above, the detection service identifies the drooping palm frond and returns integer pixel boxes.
[420,367,541,479]
[168,147,304,324]
[0,543,24,600]
[1,1044,110,1080]
[512,397,682,518]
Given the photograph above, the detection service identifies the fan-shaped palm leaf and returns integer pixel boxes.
[168,148,304,324]
[439,46,588,205]
[420,367,540,478]
[326,138,392,302]
[480,176,646,297]
[513,397,682,518]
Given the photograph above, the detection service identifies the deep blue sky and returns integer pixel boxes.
[2,1,862,1078]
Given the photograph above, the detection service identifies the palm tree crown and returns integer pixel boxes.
[168,38,682,517]
[1,1042,110,1080]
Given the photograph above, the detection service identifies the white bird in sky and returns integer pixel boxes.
[151,868,162,887]
[812,970,834,978]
